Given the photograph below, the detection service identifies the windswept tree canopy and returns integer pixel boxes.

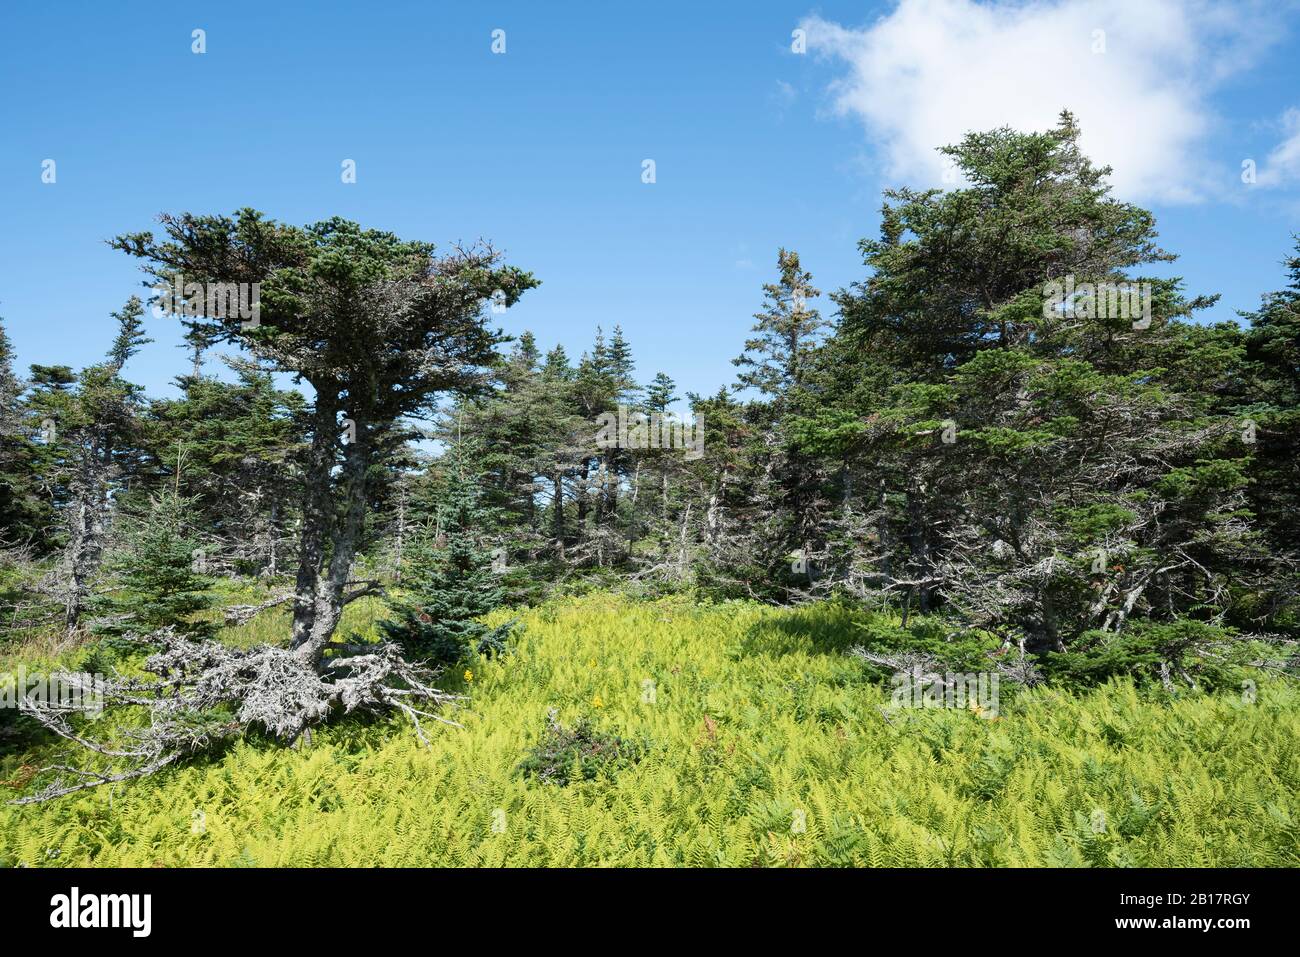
[111,209,538,414]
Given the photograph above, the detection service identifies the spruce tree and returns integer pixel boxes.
[1240,237,1300,559]
[24,299,152,628]
[91,488,217,642]
[143,359,307,578]
[734,249,829,405]
[732,250,832,585]
[112,210,536,663]
[0,318,47,548]
[380,438,513,668]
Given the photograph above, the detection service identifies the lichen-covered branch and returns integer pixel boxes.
[11,627,462,805]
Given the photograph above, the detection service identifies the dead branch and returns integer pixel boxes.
[11,627,462,805]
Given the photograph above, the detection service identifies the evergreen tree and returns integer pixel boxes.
[730,250,833,589]
[0,318,48,548]
[380,438,514,668]
[112,210,536,664]
[91,488,217,642]
[142,358,307,577]
[572,326,639,564]
[1239,237,1300,561]
[804,114,1287,663]
[23,299,152,629]
[644,372,677,415]
[734,249,829,406]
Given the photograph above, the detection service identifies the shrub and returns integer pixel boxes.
[851,615,1007,674]
[517,709,644,786]
[1044,619,1259,690]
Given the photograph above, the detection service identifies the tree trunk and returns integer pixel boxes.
[290,391,342,657]
[677,501,692,580]
[292,426,368,666]
[391,483,407,584]
[552,471,566,558]
[63,442,109,631]
[268,500,279,578]
[705,466,729,551]
[905,483,931,613]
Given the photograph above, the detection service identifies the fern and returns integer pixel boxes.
[2,592,1296,866]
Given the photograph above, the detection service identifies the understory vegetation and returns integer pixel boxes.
[2,594,1296,867]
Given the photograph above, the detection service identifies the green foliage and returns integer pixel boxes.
[851,615,1005,674]
[1155,459,1250,500]
[1,123,1298,867]
[380,440,515,668]
[0,318,51,549]
[2,593,1295,867]
[517,710,644,786]
[1044,619,1257,691]
[90,489,217,643]
[142,364,306,577]
[1061,503,1140,541]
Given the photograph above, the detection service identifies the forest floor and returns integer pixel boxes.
[2,592,1297,866]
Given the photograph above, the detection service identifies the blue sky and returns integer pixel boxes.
[2,0,1299,404]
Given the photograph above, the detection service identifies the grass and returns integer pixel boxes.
[1,592,1297,866]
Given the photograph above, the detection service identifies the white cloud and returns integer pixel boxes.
[801,0,1278,203]
[1259,108,1300,187]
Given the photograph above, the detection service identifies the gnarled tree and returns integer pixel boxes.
[11,213,536,802]
[111,210,537,668]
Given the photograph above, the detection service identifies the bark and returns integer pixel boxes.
[905,482,932,613]
[63,440,111,630]
[391,483,407,584]
[627,458,641,559]
[292,413,368,666]
[289,389,345,662]
[705,466,730,551]
[268,500,279,578]
[676,501,692,580]
[551,471,566,558]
